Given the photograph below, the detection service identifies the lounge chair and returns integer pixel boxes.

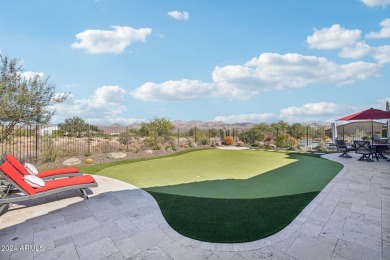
[354,141,377,162]
[2,154,82,180]
[335,139,353,158]
[0,160,97,214]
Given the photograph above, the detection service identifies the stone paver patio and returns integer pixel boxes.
[0,152,389,260]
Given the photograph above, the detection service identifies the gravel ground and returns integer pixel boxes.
[37,147,207,170]
[38,150,170,170]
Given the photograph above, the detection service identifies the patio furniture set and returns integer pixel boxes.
[336,107,390,162]
[335,139,390,162]
[0,153,97,215]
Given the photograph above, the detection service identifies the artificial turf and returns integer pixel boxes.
[91,149,343,242]
[148,191,319,242]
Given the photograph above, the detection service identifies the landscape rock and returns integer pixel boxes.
[107,152,127,159]
[144,150,153,155]
[62,158,82,166]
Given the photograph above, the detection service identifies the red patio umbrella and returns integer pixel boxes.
[337,108,390,141]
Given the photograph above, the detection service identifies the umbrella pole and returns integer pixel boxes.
[371,120,374,143]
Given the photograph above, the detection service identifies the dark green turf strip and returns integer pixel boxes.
[148,191,319,243]
[145,153,342,199]
[89,149,343,242]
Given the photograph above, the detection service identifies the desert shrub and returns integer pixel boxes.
[143,137,164,150]
[275,134,297,148]
[238,129,265,144]
[316,141,328,152]
[165,145,177,152]
[41,143,61,163]
[118,129,140,145]
[190,142,198,148]
[223,136,234,145]
[95,140,119,153]
[200,138,209,145]
[143,137,156,148]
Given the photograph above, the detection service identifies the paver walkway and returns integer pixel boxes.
[0,152,389,260]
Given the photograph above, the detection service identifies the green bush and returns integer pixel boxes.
[165,145,177,152]
[316,142,328,152]
[119,129,140,145]
[238,129,265,144]
[143,137,159,149]
[41,143,61,163]
[200,138,209,145]
[275,134,297,148]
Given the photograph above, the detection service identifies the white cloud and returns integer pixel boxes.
[307,24,361,49]
[339,41,373,58]
[131,80,216,101]
[168,11,190,21]
[21,71,45,80]
[366,18,390,38]
[360,0,390,7]
[213,100,390,124]
[280,102,342,117]
[373,45,390,64]
[211,65,264,99]
[278,102,360,123]
[54,86,127,122]
[71,26,152,54]
[212,53,380,98]
[131,52,381,101]
[214,113,275,123]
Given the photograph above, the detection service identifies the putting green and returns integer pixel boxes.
[98,149,294,187]
[95,149,343,242]
[97,149,340,199]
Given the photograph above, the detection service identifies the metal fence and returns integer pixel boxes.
[0,122,388,162]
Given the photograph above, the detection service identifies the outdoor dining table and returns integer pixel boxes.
[370,143,390,160]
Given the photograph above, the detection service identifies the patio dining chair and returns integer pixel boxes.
[353,141,377,162]
[335,139,353,158]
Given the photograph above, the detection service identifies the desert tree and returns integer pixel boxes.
[58,117,102,137]
[139,117,174,148]
[0,55,68,143]
[139,117,174,139]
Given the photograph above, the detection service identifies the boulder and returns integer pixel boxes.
[107,152,127,159]
[144,150,153,155]
[62,158,82,166]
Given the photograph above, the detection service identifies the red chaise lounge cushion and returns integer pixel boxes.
[5,154,79,178]
[0,161,95,195]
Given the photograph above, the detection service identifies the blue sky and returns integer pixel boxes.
[1,0,389,125]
